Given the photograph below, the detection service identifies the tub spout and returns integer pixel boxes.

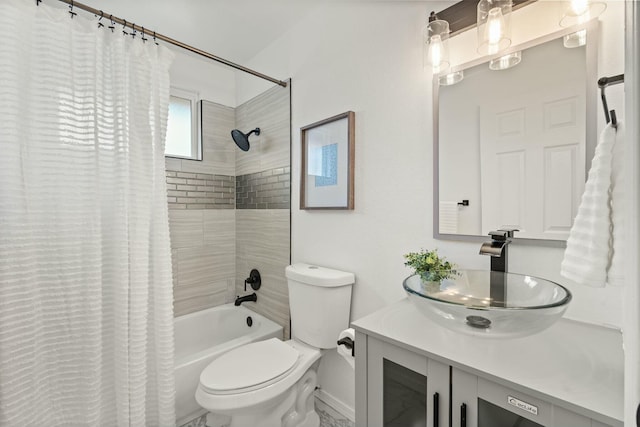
[234,293,257,306]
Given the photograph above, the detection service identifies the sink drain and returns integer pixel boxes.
[466,315,491,329]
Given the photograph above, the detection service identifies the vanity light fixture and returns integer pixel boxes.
[439,71,464,86]
[489,51,521,70]
[424,11,451,74]
[477,0,513,55]
[563,29,587,48]
[559,0,606,27]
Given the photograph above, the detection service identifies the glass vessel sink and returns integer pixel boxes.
[403,270,572,338]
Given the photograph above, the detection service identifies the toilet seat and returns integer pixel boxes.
[200,338,300,395]
[196,339,322,414]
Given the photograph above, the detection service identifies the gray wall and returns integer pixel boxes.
[234,84,291,338]
[166,87,291,334]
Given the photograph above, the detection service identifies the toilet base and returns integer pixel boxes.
[205,367,319,427]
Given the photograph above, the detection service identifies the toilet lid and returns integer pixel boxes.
[200,338,300,394]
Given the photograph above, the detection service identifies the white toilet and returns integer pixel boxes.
[195,263,355,427]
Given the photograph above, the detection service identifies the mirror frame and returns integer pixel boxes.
[433,21,599,247]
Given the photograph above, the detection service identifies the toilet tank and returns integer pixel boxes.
[285,263,354,349]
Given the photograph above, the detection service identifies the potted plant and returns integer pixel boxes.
[403,249,457,293]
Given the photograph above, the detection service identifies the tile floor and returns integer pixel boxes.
[180,397,354,427]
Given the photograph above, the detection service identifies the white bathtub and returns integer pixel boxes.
[174,304,283,425]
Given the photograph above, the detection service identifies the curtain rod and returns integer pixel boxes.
[54,0,288,88]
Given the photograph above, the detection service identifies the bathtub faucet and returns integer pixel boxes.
[235,293,257,306]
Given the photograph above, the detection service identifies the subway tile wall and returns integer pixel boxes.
[236,167,291,209]
[235,83,291,338]
[166,171,234,210]
[168,84,291,328]
[169,100,237,317]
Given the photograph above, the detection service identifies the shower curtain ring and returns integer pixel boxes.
[131,24,137,39]
[122,20,129,36]
[108,15,115,32]
[68,0,77,18]
[97,10,104,28]
[153,31,159,46]
[141,27,148,43]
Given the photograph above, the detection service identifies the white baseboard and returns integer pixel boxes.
[314,388,355,422]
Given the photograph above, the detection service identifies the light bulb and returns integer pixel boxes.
[424,14,450,74]
[485,7,505,55]
[477,0,512,55]
[570,0,589,16]
[430,35,443,71]
[559,0,606,27]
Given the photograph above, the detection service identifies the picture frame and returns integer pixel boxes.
[300,111,355,210]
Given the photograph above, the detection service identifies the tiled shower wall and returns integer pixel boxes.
[234,84,291,339]
[167,85,291,335]
[167,101,237,316]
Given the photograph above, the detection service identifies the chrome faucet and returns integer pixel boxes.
[479,229,518,307]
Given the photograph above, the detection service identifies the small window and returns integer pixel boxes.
[165,88,202,160]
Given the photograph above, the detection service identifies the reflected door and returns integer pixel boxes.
[479,85,585,240]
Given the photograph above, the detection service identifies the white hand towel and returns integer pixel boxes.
[560,123,625,287]
[439,201,459,234]
[608,123,625,286]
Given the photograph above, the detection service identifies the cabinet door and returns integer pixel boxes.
[553,406,592,427]
[452,368,553,427]
[452,367,479,427]
[476,377,552,427]
[452,368,601,427]
[367,337,449,427]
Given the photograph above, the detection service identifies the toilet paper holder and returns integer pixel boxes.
[337,337,355,357]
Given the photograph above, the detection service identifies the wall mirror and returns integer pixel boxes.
[434,23,597,244]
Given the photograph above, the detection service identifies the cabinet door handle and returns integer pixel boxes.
[433,392,439,427]
[461,403,467,427]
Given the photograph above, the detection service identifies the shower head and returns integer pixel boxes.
[231,128,260,151]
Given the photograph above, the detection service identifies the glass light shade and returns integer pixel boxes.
[563,29,587,48]
[439,71,464,86]
[489,51,521,70]
[477,0,513,55]
[424,18,450,74]
[560,0,606,27]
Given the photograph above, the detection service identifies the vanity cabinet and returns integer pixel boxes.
[353,300,623,427]
[358,337,616,427]
[364,336,449,427]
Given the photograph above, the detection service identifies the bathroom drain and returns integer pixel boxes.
[466,315,491,329]
[246,316,253,327]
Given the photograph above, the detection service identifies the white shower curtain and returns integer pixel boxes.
[0,1,175,426]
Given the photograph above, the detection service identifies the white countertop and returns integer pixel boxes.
[351,298,623,424]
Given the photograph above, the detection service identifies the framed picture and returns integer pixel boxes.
[300,111,355,210]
